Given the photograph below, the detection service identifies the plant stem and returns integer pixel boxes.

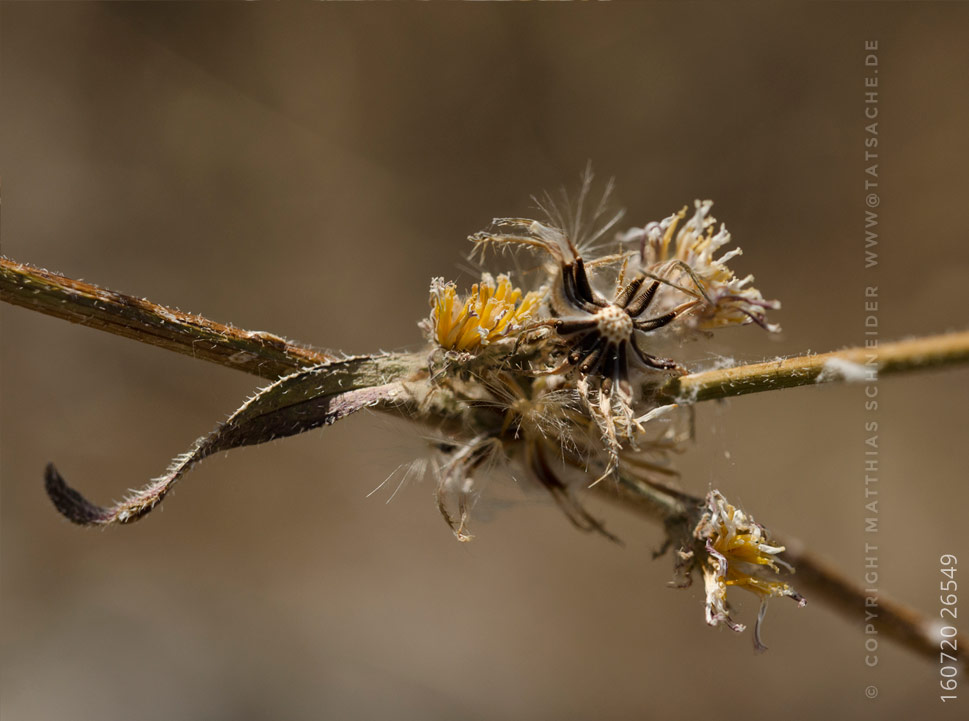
[0,257,334,379]
[4,256,966,666]
[775,537,954,669]
[657,330,969,402]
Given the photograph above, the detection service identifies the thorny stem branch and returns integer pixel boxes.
[4,256,967,665]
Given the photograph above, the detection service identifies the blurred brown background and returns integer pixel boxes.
[3,3,968,720]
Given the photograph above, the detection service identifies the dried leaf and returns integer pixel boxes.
[45,353,424,526]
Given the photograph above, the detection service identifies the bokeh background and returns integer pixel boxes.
[3,3,968,720]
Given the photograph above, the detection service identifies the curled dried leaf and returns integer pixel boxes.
[45,354,423,526]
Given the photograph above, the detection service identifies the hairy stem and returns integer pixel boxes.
[657,331,969,402]
[0,257,334,379]
[4,256,966,666]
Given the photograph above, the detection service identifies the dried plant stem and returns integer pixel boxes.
[4,256,967,665]
[658,331,969,402]
[0,257,335,379]
[775,538,957,669]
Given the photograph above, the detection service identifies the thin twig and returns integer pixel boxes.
[4,256,967,666]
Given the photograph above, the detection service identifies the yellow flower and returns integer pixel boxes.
[695,490,805,651]
[428,273,544,352]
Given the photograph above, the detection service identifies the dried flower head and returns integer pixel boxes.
[466,179,778,486]
[692,489,805,651]
[425,273,544,352]
[625,200,780,333]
